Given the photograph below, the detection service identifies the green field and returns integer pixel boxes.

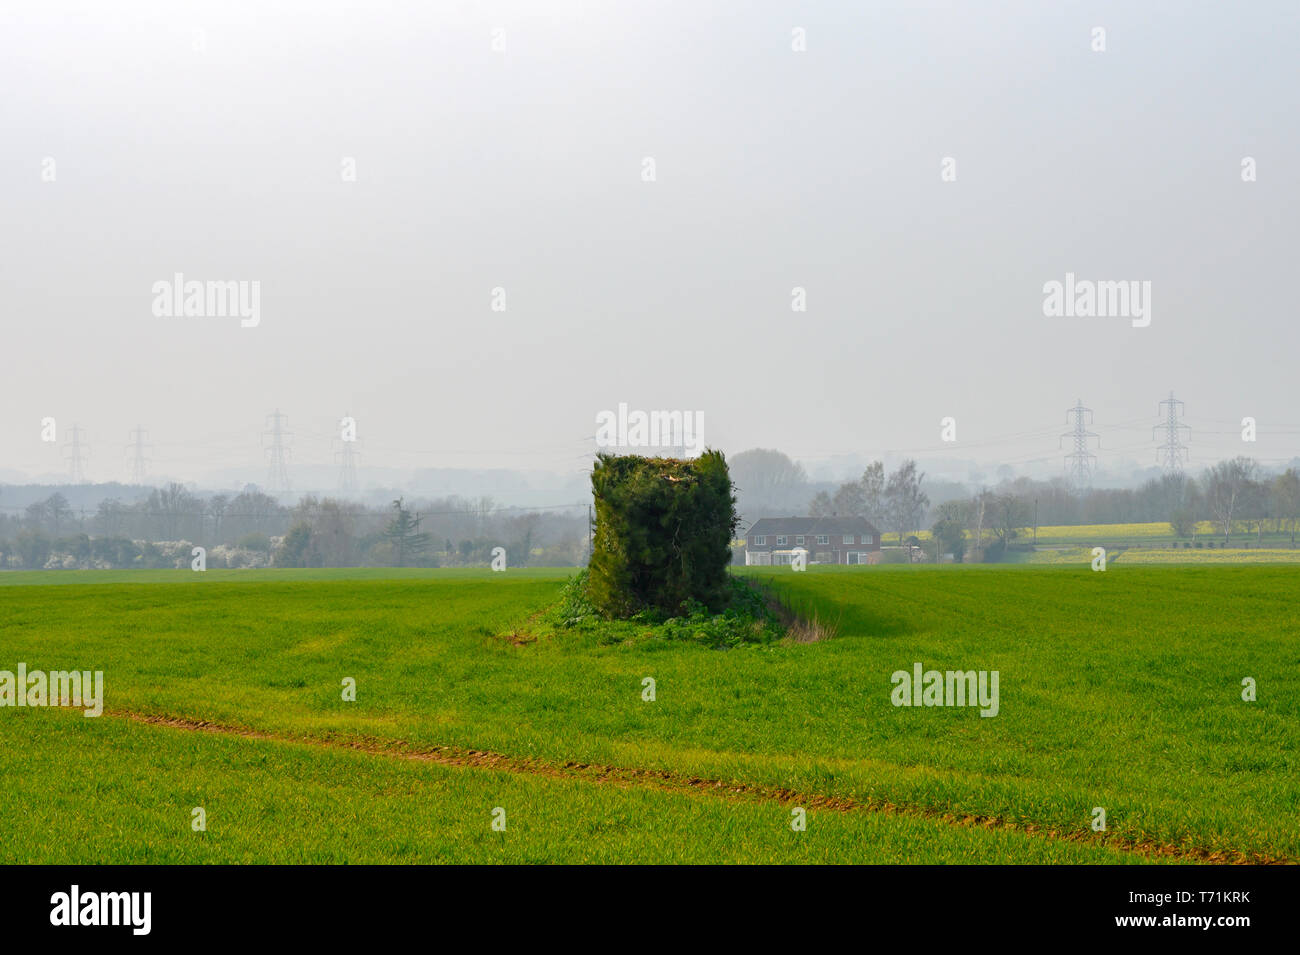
[1025,546,1300,565]
[2,565,1296,864]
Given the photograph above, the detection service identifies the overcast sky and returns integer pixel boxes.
[3,0,1297,491]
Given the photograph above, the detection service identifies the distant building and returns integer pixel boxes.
[743,516,882,566]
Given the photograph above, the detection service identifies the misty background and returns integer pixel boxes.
[2,1,1298,564]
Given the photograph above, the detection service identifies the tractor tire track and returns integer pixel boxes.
[111,709,1291,865]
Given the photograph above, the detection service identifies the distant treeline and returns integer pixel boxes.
[726,449,1300,552]
[0,485,588,570]
[727,449,965,526]
[8,451,1300,570]
[814,457,1300,561]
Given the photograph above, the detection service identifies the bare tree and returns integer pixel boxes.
[861,460,886,528]
[1239,477,1270,543]
[731,448,807,494]
[1273,468,1300,546]
[831,480,865,518]
[990,494,1033,546]
[45,493,71,536]
[969,489,991,561]
[1204,457,1258,542]
[152,482,197,541]
[225,488,283,540]
[94,498,127,538]
[885,460,930,545]
[207,494,229,542]
[25,499,48,533]
[313,499,359,566]
[808,490,833,517]
[731,448,809,514]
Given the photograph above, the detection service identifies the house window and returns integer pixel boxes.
[816,535,829,545]
[754,536,766,545]
[844,535,855,545]
[776,536,787,546]
[795,536,804,545]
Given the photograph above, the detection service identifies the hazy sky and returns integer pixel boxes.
[3,0,1298,490]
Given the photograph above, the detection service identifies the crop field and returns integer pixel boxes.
[1027,521,1206,542]
[1025,547,1300,565]
[2,565,1296,864]
[1030,521,1297,544]
[890,520,1299,546]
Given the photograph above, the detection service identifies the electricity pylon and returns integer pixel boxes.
[127,427,152,484]
[263,410,292,495]
[62,424,90,483]
[1061,399,1099,488]
[1154,391,1190,472]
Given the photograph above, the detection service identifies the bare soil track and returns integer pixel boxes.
[112,709,1290,865]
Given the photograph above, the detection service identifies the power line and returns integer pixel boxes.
[62,424,90,483]
[335,413,360,494]
[1154,391,1190,472]
[262,409,293,496]
[1060,399,1099,488]
[126,427,152,485]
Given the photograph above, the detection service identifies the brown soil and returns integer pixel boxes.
[110,709,1289,865]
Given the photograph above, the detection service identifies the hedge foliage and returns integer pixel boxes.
[588,451,738,618]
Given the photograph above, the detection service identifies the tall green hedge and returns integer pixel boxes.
[588,451,737,618]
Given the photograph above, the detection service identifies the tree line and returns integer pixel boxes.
[812,457,1300,560]
[0,485,588,570]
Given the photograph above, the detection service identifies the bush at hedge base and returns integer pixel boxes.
[588,450,738,618]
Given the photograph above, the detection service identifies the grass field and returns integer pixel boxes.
[2,564,1296,863]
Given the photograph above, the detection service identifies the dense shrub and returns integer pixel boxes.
[587,451,737,617]
[90,536,141,567]
[547,570,781,648]
[275,522,318,567]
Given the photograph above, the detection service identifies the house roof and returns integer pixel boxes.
[746,516,881,537]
